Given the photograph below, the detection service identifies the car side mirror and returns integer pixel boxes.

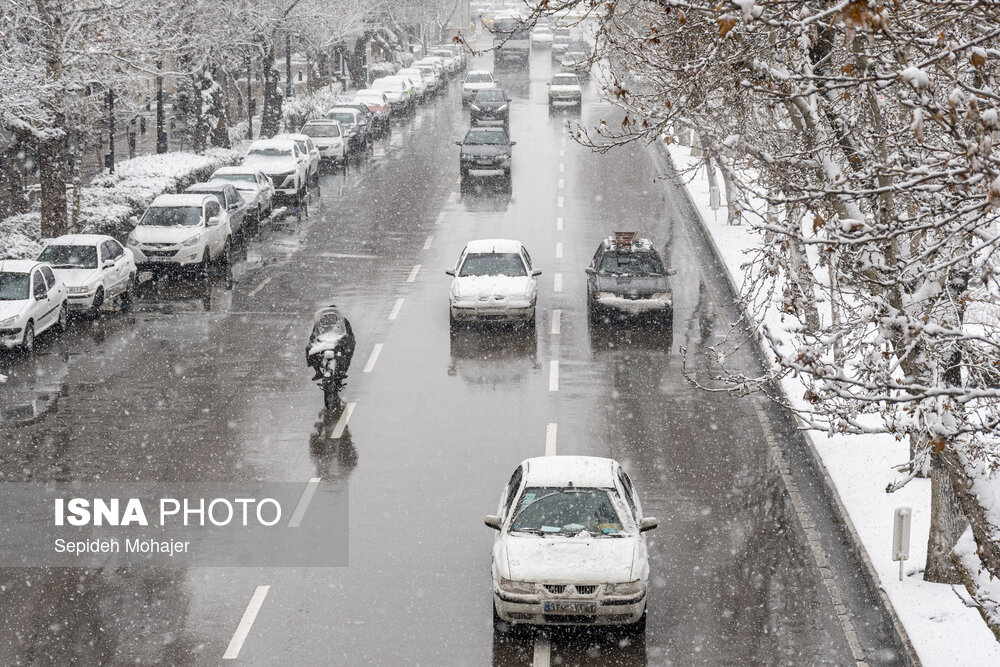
[510,141,517,146]
[667,268,678,276]
[102,259,115,269]
[207,216,221,227]
[36,292,46,301]
[585,267,595,275]
[445,269,456,276]
[639,517,658,532]
[531,269,542,276]
[455,141,463,146]
[484,515,501,530]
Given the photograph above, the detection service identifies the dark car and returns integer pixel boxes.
[456,127,516,181]
[469,89,510,129]
[334,103,375,141]
[586,232,674,326]
[184,182,249,238]
[560,48,591,80]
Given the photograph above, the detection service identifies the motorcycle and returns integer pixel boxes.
[316,349,344,409]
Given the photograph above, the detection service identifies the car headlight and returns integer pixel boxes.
[651,292,671,300]
[0,316,18,327]
[498,578,536,595]
[469,104,480,111]
[499,153,511,160]
[606,580,643,595]
[461,154,474,161]
[497,104,508,112]
[127,232,138,246]
[595,291,612,299]
[65,285,90,294]
[182,234,202,247]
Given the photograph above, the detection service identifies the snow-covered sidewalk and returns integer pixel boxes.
[666,142,1000,666]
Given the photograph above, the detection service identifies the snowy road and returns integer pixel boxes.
[0,49,903,665]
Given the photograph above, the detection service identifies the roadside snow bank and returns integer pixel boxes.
[666,141,1000,665]
[0,148,240,259]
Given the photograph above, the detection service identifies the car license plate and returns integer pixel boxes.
[149,256,171,262]
[544,601,595,613]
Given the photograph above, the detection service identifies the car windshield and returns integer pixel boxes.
[552,75,579,86]
[301,124,341,137]
[459,252,525,277]
[475,90,505,102]
[467,73,493,83]
[464,130,508,145]
[327,112,356,126]
[599,252,664,276]
[140,206,202,227]
[38,245,98,269]
[248,148,292,158]
[511,487,625,536]
[213,173,255,184]
[0,273,30,301]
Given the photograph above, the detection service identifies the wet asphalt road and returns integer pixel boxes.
[0,47,905,666]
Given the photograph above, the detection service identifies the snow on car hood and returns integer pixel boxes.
[505,535,637,583]
[452,275,532,299]
[550,84,581,93]
[51,267,101,287]
[0,300,28,322]
[242,156,297,173]
[130,226,204,245]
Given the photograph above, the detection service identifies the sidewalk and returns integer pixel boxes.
[665,141,1000,666]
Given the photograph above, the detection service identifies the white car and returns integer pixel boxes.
[531,26,554,47]
[463,70,496,104]
[548,72,583,109]
[37,234,136,315]
[0,260,68,352]
[273,133,320,184]
[243,139,309,206]
[300,120,346,163]
[486,456,657,633]
[397,68,430,98]
[352,90,391,129]
[209,167,275,226]
[446,239,539,326]
[412,64,442,94]
[127,194,232,274]
[371,76,413,114]
[430,48,461,74]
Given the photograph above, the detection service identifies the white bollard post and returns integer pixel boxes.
[892,507,912,581]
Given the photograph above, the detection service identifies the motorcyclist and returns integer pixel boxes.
[306,306,355,386]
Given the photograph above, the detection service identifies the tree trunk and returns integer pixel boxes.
[924,452,967,583]
[260,44,283,138]
[2,136,30,218]
[941,447,1000,583]
[37,128,68,238]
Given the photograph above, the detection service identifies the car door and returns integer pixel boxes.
[105,240,129,293]
[204,200,224,256]
[97,241,116,293]
[224,186,245,231]
[587,245,603,296]
[30,269,53,330]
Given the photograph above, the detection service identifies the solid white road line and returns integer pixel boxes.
[556,217,564,231]
[363,344,383,373]
[532,637,552,667]
[558,179,564,189]
[549,360,559,391]
[435,211,445,226]
[331,402,356,439]
[551,309,562,335]
[423,235,433,250]
[222,585,270,660]
[388,298,404,320]
[545,423,558,456]
[555,242,563,259]
[287,478,321,528]
[557,196,564,208]
[554,273,563,293]
[406,264,421,283]
[248,276,272,298]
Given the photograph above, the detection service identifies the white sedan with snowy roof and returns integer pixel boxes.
[37,234,136,315]
[0,260,68,352]
[486,456,657,633]
[446,239,540,327]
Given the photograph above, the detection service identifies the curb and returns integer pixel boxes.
[656,142,922,667]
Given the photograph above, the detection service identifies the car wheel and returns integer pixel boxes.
[526,308,536,329]
[627,610,647,635]
[218,238,232,268]
[661,309,673,329]
[21,321,34,353]
[449,310,457,330]
[56,302,69,332]
[120,275,135,311]
[89,286,105,319]
[199,246,212,279]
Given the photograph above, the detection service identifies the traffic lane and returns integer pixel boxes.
[0,84,467,662]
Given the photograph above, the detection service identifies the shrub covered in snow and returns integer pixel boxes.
[0,148,240,259]
[280,84,346,131]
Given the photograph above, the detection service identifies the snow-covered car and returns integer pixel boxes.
[371,76,413,114]
[586,232,674,326]
[414,57,448,83]
[412,64,443,94]
[300,119,346,163]
[325,107,369,154]
[485,456,657,633]
[127,194,232,274]
[531,26,554,47]
[185,182,249,239]
[439,43,467,70]
[242,139,309,206]
[273,133,320,184]
[209,167,275,227]
[462,70,496,104]
[397,68,429,99]
[560,48,591,80]
[456,126,516,180]
[351,90,391,131]
[548,72,582,109]
[551,29,572,61]
[446,239,539,326]
[37,235,136,316]
[0,260,68,352]
[430,48,461,75]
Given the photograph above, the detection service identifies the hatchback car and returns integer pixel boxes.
[486,456,657,633]
[300,119,347,163]
[37,235,136,315]
[586,232,674,326]
[456,127,516,181]
[352,90,391,131]
[209,167,275,228]
[446,239,540,327]
[0,260,68,352]
[325,107,369,154]
[469,89,510,130]
[548,73,583,109]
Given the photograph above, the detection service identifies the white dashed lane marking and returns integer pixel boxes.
[363,344,383,373]
[545,423,558,456]
[423,235,433,250]
[549,360,559,391]
[331,402,356,439]
[286,478,321,528]
[553,273,563,293]
[551,309,562,335]
[388,298,404,320]
[556,217,564,231]
[557,196,564,208]
[248,277,272,297]
[223,585,270,660]
[406,264,421,283]
[435,212,445,226]
[556,242,563,258]
[558,179,564,189]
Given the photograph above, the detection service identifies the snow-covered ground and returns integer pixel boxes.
[667,142,1000,665]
